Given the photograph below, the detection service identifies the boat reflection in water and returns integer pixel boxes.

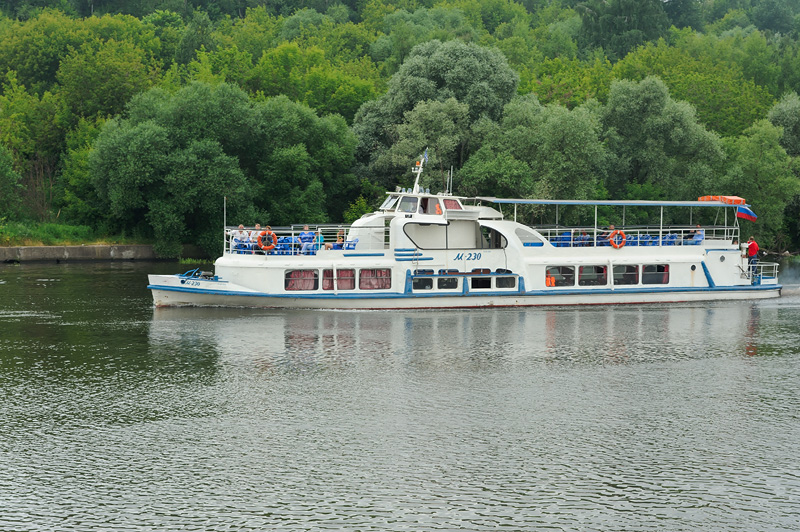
[148,298,780,372]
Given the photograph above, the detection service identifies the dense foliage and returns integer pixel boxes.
[1,0,800,255]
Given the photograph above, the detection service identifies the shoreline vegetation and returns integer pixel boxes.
[0,221,145,248]
[2,1,800,258]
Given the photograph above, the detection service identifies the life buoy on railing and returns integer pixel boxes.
[257,230,277,251]
[609,230,626,249]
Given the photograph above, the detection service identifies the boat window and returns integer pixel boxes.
[404,223,447,249]
[479,226,508,249]
[446,220,480,248]
[412,278,433,290]
[546,266,575,287]
[359,268,392,289]
[471,276,492,289]
[322,269,355,290]
[613,265,639,285]
[397,197,418,213]
[642,264,670,285]
[515,228,543,246]
[496,276,516,289]
[437,277,459,289]
[285,269,318,291]
[380,195,399,210]
[443,199,462,210]
[578,265,608,286]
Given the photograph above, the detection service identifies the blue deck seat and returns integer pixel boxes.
[626,234,638,246]
[344,238,359,250]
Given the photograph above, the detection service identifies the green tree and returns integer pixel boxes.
[752,0,796,33]
[613,39,774,136]
[601,77,724,201]
[367,6,478,73]
[519,54,613,108]
[89,82,357,256]
[56,38,158,119]
[377,98,470,190]
[768,91,800,156]
[89,89,251,257]
[56,116,106,225]
[244,42,378,122]
[459,94,608,205]
[663,0,703,29]
[0,10,90,94]
[224,6,282,63]
[175,9,216,65]
[256,94,359,224]
[0,145,23,221]
[577,0,669,60]
[721,119,800,247]
[142,9,184,68]
[353,39,518,184]
[0,72,65,220]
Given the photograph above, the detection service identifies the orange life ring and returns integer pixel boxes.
[257,230,277,251]
[609,230,626,249]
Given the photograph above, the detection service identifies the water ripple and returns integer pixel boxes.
[1,263,800,530]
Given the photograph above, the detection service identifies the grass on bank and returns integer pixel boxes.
[0,220,147,247]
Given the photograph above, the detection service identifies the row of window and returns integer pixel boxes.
[285,269,391,291]
[412,275,517,291]
[285,264,669,292]
[545,264,670,287]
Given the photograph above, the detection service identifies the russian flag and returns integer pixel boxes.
[737,206,758,222]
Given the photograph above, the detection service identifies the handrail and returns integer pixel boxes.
[223,223,391,255]
[538,225,739,248]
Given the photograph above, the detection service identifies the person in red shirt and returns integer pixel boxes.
[747,236,760,282]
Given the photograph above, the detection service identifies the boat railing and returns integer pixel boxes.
[223,224,355,255]
[744,261,780,284]
[538,225,740,248]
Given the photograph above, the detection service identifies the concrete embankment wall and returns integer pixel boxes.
[0,245,209,263]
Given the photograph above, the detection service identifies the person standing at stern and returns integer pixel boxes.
[747,236,760,282]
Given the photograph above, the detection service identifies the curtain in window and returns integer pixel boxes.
[286,270,317,291]
[359,269,391,289]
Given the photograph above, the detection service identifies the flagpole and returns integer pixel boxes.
[223,196,227,255]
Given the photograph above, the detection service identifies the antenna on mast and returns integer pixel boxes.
[411,147,428,194]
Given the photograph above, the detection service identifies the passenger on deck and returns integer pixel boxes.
[598,225,615,245]
[325,229,345,250]
[231,224,249,252]
[248,223,262,253]
[299,225,316,254]
[684,224,704,241]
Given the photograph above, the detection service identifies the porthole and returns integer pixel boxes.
[691,265,697,271]
[720,256,726,262]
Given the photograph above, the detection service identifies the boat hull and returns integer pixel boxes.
[149,277,781,310]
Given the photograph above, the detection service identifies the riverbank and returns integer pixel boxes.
[0,244,209,263]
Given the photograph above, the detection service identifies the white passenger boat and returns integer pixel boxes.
[148,162,780,309]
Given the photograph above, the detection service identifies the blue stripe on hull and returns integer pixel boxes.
[148,283,781,300]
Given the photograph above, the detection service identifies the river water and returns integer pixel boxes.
[1,261,799,531]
